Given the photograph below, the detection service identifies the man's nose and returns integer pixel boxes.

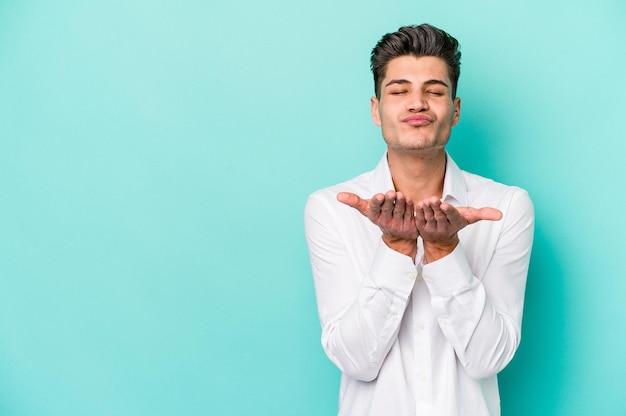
[407,91,427,111]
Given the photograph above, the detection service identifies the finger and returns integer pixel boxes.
[337,192,369,216]
[368,193,385,219]
[379,191,396,220]
[414,202,426,228]
[431,202,449,225]
[476,207,503,221]
[403,198,415,220]
[421,201,436,226]
[455,206,503,224]
[394,192,407,217]
[415,205,435,233]
[438,203,468,231]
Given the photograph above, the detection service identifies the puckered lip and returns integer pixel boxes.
[402,114,433,125]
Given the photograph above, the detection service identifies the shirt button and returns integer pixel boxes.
[408,272,417,280]
[391,314,399,322]
[440,318,450,326]
[417,323,425,330]
[423,276,432,283]
[416,275,423,282]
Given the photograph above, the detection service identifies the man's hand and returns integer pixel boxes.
[337,191,418,259]
[415,197,502,263]
[337,192,502,262]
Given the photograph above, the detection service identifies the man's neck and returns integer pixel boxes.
[387,147,447,203]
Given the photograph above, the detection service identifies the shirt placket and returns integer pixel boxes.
[412,241,434,407]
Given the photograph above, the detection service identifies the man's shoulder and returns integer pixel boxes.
[460,169,532,209]
[307,169,375,204]
[303,167,380,228]
[464,169,527,191]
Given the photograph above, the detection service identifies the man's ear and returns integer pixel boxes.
[452,97,461,126]
[371,96,381,126]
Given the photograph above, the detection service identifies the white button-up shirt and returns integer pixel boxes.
[304,153,534,416]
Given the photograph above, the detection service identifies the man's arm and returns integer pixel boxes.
[417,192,535,379]
[304,190,418,381]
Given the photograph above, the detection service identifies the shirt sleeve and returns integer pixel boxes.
[422,190,535,379]
[304,191,417,382]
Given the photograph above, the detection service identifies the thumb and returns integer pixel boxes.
[337,192,369,216]
[457,207,503,224]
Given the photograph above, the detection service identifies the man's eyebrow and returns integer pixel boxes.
[384,79,411,88]
[424,79,449,88]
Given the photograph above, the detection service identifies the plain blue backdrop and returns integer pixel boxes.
[1,1,625,415]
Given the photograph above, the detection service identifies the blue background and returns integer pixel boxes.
[1,1,625,415]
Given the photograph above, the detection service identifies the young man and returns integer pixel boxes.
[304,24,534,415]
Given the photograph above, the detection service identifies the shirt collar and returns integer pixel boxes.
[371,151,468,206]
[371,153,396,194]
[441,153,468,207]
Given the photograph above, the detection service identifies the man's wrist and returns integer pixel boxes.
[423,237,458,263]
[382,235,417,260]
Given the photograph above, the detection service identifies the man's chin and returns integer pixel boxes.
[385,141,448,153]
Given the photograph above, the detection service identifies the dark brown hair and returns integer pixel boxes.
[370,24,461,98]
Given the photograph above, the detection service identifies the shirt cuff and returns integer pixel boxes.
[422,242,474,297]
[368,238,419,296]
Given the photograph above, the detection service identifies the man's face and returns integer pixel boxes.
[371,55,461,153]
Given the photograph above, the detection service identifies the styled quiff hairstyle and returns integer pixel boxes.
[370,24,461,98]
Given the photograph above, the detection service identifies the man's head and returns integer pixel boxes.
[369,24,462,153]
[371,24,461,99]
